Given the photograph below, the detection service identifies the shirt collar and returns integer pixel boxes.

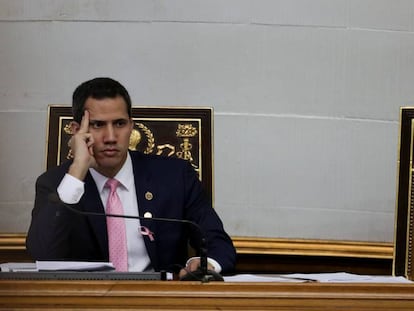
[89,152,134,194]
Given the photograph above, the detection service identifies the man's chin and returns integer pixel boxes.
[95,158,124,176]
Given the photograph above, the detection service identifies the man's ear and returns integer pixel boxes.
[70,121,80,134]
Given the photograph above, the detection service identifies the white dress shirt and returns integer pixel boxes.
[57,154,152,272]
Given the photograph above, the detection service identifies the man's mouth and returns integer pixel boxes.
[102,148,119,156]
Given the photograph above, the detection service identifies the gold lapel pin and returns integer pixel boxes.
[145,191,153,201]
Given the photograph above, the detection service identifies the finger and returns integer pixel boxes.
[78,110,90,133]
[186,259,201,272]
[86,134,94,147]
[178,268,187,279]
[88,146,94,157]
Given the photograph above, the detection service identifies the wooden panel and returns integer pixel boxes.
[0,234,30,263]
[235,253,392,275]
[234,237,393,275]
[233,236,393,258]
[394,107,414,280]
[1,280,414,310]
[0,234,393,275]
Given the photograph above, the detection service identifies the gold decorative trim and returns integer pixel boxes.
[0,234,392,259]
[232,236,393,259]
[407,120,414,277]
[0,234,26,251]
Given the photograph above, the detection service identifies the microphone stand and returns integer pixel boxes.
[49,193,223,282]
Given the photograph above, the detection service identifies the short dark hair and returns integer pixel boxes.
[72,77,132,123]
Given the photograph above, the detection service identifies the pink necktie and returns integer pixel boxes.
[105,178,128,271]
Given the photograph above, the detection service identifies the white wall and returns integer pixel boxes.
[1,0,414,242]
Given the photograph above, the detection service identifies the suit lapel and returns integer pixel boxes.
[80,172,108,258]
[130,152,159,269]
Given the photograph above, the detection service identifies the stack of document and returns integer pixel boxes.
[0,262,37,272]
[0,261,114,272]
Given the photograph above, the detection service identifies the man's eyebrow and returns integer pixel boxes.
[88,118,128,124]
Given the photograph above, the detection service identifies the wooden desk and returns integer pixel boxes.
[1,280,413,310]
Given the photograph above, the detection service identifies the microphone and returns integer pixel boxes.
[48,193,224,282]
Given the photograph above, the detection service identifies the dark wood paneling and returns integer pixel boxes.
[235,253,392,275]
[46,105,213,200]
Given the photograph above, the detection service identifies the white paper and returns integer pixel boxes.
[224,274,316,283]
[284,272,412,283]
[36,261,115,271]
[224,272,412,283]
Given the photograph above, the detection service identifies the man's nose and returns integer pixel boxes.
[104,125,116,142]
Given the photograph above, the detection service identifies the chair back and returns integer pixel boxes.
[394,107,414,280]
[46,105,214,201]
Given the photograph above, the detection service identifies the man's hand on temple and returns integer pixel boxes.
[68,110,96,180]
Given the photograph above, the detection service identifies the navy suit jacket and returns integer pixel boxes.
[26,151,236,274]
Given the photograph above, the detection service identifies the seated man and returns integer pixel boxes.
[26,77,236,279]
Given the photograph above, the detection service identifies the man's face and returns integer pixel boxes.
[82,96,133,177]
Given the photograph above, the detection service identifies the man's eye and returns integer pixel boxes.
[116,120,127,127]
[90,122,103,128]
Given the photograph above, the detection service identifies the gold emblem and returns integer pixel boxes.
[176,124,197,163]
[129,123,155,154]
[145,191,153,201]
